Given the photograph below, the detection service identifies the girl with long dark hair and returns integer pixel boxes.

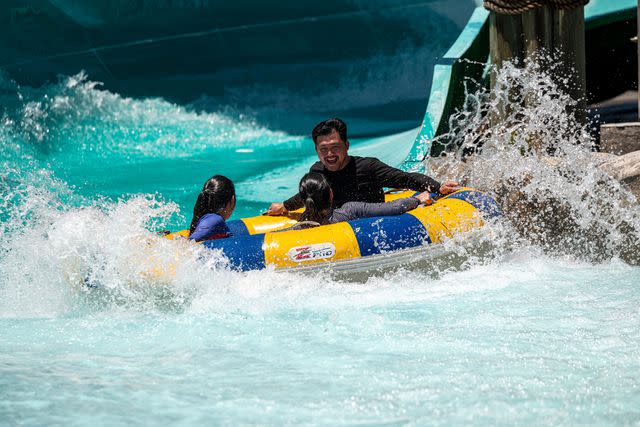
[298,172,433,225]
[188,175,236,242]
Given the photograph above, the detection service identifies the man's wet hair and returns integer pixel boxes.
[312,118,348,145]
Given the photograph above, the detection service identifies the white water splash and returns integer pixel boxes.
[431,58,640,263]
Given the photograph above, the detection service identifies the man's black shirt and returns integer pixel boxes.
[283,156,441,211]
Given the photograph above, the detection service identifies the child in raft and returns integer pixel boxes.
[297,172,433,225]
[188,175,236,242]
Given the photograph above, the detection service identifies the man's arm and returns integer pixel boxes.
[265,194,302,215]
[265,162,323,215]
[368,158,442,193]
[283,193,304,211]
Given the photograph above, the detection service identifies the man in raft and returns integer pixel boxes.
[265,118,459,216]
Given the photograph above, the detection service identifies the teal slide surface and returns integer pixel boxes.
[0,0,476,139]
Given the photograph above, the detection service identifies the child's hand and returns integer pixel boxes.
[414,191,434,205]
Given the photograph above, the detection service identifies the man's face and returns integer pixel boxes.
[315,130,349,172]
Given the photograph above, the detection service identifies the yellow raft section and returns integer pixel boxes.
[167,190,417,239]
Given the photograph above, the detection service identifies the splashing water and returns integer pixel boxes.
[0,64,639,425]
[0,71,315,218]
[432,58,640,264]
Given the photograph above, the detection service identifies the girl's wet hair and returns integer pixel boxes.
[189,175,235,235]
[298,172,332,224]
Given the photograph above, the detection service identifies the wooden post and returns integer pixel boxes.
[489,12,524,85]
[489,12,524,125]
[488,2,588,125]
[555,6,587,123]
[521,5,553,55]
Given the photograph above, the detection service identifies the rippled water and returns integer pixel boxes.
[2,257,639,425]
[1,47,640,427]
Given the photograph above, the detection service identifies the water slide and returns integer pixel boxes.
[0,1,485,223]
[3,1,634,172]
[0,0,477,137]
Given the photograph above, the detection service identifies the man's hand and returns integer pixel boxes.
[414,191,434,205]
[264,202,289,216]
[439,180,460,195]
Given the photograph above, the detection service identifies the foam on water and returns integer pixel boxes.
[1,253,639,424]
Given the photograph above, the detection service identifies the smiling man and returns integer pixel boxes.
[265,118,459,216]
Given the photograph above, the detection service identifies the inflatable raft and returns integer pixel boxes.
[166,188,500,272]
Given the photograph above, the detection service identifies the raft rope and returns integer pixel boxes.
[484,0,589,15]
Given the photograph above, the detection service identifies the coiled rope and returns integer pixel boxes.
[484,0,589,15]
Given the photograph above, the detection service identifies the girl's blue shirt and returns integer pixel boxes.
[189,213,231,242]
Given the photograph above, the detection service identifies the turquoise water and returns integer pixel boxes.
[2,52,640,427]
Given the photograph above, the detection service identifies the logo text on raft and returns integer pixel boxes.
[287,243,336,262]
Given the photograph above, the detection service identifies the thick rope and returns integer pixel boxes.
[484,0,589,15]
